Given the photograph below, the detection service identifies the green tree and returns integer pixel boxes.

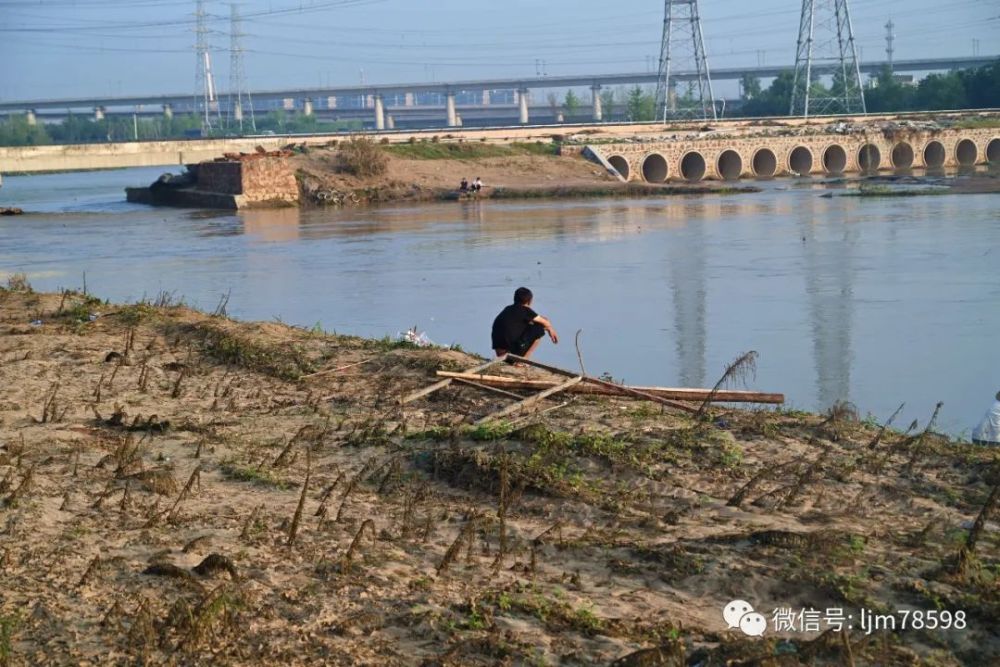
[600,88,617,120]
[0,115,51,146]
[740,74,762,100]
[916,72,968,110]
[563,90,582,120]
[864,66,916,113]
[625,85,655,121]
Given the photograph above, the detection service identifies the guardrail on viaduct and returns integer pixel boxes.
[598,128,1000,182]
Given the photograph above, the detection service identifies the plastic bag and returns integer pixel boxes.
[399,326,434,348]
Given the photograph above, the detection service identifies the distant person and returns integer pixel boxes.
[473,177,483,193]
[459,177,469,193]
[491,287,558,360]
[972,390,1000,446]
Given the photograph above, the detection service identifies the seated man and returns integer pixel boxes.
[972,390,1000,446]
[491,287,558,359]
[459,177,469,192]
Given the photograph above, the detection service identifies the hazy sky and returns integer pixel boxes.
[0,0,996,101]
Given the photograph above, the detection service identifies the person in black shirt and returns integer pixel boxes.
[491,287,559,359]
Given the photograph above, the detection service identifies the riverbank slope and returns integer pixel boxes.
[1,284,997,665]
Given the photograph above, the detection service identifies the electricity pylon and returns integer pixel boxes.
[790,0,866,117]
[227,3,256,134]
[654,0,716,121]
[194,0,220,131]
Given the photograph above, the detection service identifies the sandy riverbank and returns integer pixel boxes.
[1,283,998,665]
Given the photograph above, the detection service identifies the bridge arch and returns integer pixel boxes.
[988,138,1000,165]
[751,148,777,178]
[717,149,743,181]
[788,146,813,176]
[891,142,914,169]
[822,144,848,175]
[923,141,946,168]
[858,144,881,172]
[680,151,707,182]
[956,139,978,166]
[641,153,669,183]
[608,155,631,180]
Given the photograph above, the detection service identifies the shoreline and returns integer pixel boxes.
[2,284,998,664]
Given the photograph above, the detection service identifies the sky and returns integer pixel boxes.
[0,0,997,101]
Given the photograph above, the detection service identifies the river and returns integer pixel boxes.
[1,166,998,437]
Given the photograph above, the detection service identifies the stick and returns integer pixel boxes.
[506,354,699,414]
[301,357,378,380]
[453,377,527,400]
[435,371,783,404]
[399,355,507,404]
[475,376,583,425]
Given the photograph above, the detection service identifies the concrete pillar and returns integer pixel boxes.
[327,95,338,109]
[374,95,385,130]
[386,114,395,130]
[591,85,603,122]
[303,98,314,116]
[404,92,415,107]
[94,107,105,121]
[25,110,37,126]
[518,88,529,124]
[283,98,295,111]
[446,92,458,127]
[162,104,173,120]
[366,94,374,109]
[556,112,565,123]
[482,89,491,106]
[234,103,244,122]
[456,114,463,127]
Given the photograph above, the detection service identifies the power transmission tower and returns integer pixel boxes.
[227,3,255,134]
[790,0,866,117]
[884,19,895,72]
[654,0,716,121]
[194,0,220,131]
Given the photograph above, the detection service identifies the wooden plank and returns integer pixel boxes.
[453,377,527,400]
[399,356,507,404]
[475,375,583,425]
[435,371,784,404]
[505,355,700,414]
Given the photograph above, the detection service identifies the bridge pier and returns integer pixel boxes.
[327,96,338,109]
[482,89,491,106]
[518,88,530,124]
[25,110,37,126]
[404,92,415,107]
[386,114,395,130]
[303,98,314,116]
[162,104,173,120]
[94,107,105,121]
[374,95,385,130]
[446,92,458,127]
[591,85,603,122]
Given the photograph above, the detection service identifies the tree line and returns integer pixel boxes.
[0,109,361,147]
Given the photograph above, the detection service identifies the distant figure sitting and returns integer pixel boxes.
[473,177,483,192]
[459,177,469,193]
[972,390,1000,446]
[491,287,558,360]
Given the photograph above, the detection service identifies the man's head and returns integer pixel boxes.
[514,287,533,306]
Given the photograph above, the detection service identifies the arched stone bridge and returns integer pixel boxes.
[597,128,1000,183]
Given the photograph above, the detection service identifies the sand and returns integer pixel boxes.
[1,284,998,666]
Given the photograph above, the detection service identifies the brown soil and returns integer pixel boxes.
[1,285,998,666]
[292,147,747,206]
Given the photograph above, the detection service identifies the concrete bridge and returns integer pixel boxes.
[1,111,997,178]
[598,128,1000,182]
[1,56,994,130]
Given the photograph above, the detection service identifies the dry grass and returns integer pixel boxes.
[1,289,998,665]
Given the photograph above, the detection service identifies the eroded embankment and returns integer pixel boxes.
[1,284,998,665]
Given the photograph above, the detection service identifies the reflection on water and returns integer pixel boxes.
[1,168,999,436]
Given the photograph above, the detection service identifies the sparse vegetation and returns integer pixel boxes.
[338,135,389,177]
[1,288,997,665]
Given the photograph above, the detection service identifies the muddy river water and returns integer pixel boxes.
[2,166,998,436]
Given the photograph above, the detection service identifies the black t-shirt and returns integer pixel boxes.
[491,304,538,350]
